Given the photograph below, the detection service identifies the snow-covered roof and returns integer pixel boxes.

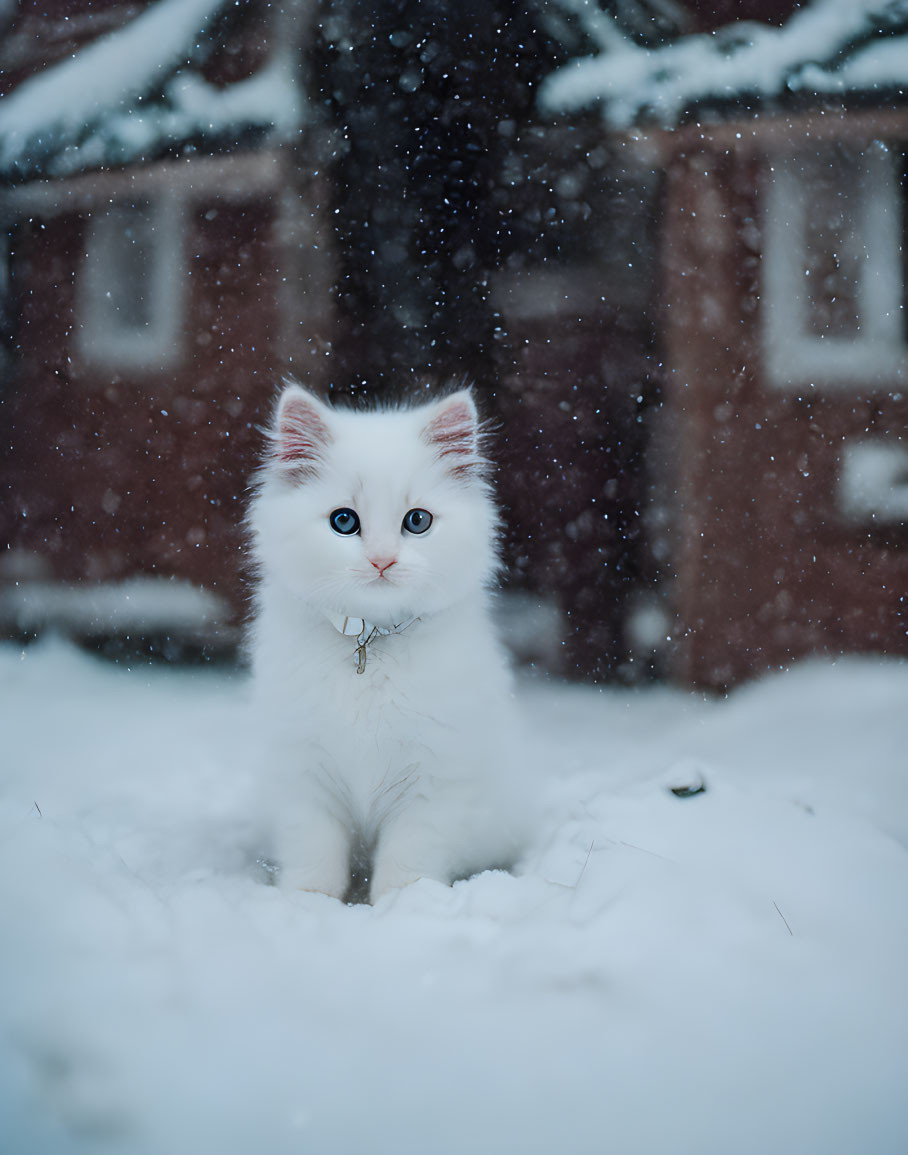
[0,0,304,181]
[540,0,908,128]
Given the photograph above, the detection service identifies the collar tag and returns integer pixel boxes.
[323,610,417,673]
[338,614,367,638]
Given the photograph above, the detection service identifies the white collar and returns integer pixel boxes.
[323,609,419,674]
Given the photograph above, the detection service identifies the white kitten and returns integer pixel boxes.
[247,382,528,903]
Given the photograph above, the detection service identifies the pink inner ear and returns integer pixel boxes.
[275,390,331,466]
[424,396,477,462]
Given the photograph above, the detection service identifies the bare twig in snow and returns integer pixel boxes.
[773,901,794,936]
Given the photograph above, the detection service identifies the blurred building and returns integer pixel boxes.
[542,0,908,686]
[0,0,329,657]
[1,0,905,686]
[0,0,657,677]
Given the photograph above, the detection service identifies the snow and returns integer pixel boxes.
[1,638,906,1154]
[838,439,908,523]
[821,31,908,90]
[0,0,304,179]
[0,576,233,639]
[540,0,908,127]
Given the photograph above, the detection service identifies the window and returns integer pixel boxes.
[838,439,908,525]
[76,194,184,371]
[761,143,907,389]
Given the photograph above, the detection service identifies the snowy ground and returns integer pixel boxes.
[1,638,906,1155]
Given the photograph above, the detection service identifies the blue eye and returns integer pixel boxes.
[329,508,360,536]
[402,508,433,535]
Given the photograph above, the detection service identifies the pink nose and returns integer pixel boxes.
[369,556,397,577]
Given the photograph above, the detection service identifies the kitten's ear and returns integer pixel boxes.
[422,390,483,479]
[270,383,333,475]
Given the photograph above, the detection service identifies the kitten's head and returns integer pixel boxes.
[251,383,499,624]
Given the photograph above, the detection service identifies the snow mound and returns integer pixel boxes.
[1,639,906,1154]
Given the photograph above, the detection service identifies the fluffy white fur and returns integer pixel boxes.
[247,383,527,903]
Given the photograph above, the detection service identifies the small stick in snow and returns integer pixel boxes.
[773,900,793,936]
[573,840,595,888]
[33,801,42,817]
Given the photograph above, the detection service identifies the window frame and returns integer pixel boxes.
[75,191,185,373]
[761,144,907,391]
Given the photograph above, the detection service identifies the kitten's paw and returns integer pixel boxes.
[274,818,350,900]
[369,858,449,903]
[278,864,348,900]
[370,824,454,902]
[368,870,420,904]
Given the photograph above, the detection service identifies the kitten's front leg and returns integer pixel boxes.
[369,809,454,901]
[275,812,351,900]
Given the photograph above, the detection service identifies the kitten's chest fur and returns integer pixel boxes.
[254,589,506,791]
